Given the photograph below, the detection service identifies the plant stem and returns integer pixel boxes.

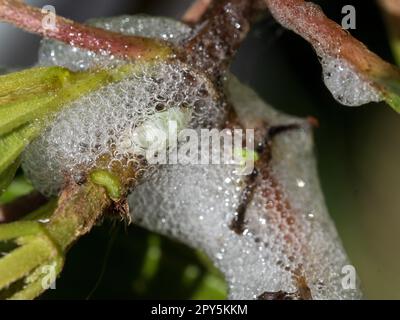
[0,0,171,60]
[182,0,260,79]
[264,0,400,80]
[0,178,118,299]
[46,181,113,251]
[182,0,212,24]
[264,0,400,110]
[379,0,400,66]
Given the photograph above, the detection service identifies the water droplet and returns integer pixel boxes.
[306,211,315,220]
[259,217,266,225]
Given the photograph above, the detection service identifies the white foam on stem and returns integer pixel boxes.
[22,16,361,299]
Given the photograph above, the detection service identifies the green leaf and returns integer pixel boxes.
[0,158,20,196]
[0,67,112,137]
[0,64,135,138]
[0,94,54,136]
[385,91,400,112]
[0,67,71,105]
[0,176,34,205]
[377,76,400,112]
[391,38,400,67]
[0,124,40,177]
[0,124,38,196]
[0,180,110,299]
[0,64,135,190]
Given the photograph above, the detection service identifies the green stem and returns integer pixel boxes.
[0,179,114,299]
[46,181,113,251]
[0,234,58,289]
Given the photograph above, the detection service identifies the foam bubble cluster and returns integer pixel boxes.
[22,15,361,299]
[321,57,382,106]
[38,15,192,71]
[267,1,382,107]
[22,16,222,196]
[130,77,362,299]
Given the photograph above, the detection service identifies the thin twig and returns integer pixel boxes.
[379,0,400,16]
[0,0,170,60]
[183,0,259,79]
[182,0,212,24]
[379,0,400,65]
[264,0,400,80]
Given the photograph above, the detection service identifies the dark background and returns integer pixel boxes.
[1,0,399,299]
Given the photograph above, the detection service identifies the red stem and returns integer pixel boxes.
[183,0,258,78]
[182,0,212,24]
[379,0,400,48]
[0,0,169,60]
[265,0,400,80]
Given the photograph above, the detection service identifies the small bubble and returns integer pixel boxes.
[224,177,232,184]
[266,200,274,209]
[216,253,224,260]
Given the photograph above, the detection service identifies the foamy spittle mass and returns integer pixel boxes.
[130,76,362,299]
[23,16,222,195]
[22,16,362,299]
[267,1,383,106]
